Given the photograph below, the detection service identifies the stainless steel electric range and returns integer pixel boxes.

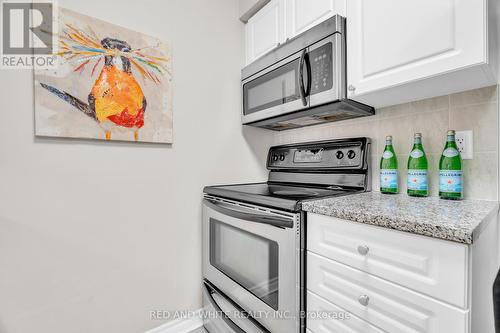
[202,137,371,333]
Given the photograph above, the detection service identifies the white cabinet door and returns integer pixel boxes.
[245,0,286,64]
[308,252,469,333]
[307,213,469,309]
[286,0,345,38]
[346,0,491,107]
[307,291,385,333]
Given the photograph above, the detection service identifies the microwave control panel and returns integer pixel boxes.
[309,42,333,95]
[268,144,363,169]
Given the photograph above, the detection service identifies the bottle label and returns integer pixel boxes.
[382,151,394,159]
[443,148,459,158]
[410,149,424,158]
[407,169,428,191]
[380,169,398,189]
[439,170,463,193]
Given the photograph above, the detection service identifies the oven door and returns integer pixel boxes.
[202,197,301,333]
[242,49,310,124]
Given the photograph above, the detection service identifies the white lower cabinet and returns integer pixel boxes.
[308,252,468,333]
[307,214,468,308]
[307,291,385,333]
[306,213,499,333]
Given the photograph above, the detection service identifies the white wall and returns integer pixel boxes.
[0,1,273,332]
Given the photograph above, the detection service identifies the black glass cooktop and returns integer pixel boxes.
[203,182,357,212]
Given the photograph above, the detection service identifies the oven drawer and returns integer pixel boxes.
[307,213,468,308]
[307,252,469,333]
[203,281,267,333]
[306,291,384,333]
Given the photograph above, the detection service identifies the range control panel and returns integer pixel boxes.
[268,139,369,170]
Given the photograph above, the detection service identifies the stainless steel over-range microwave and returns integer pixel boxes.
[241,15,374,131]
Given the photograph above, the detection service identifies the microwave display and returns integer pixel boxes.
[309,42,333,95]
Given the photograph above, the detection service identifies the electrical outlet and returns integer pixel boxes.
[455,130,473,159]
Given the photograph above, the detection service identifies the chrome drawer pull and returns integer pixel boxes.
[358,295,370,306]
[357,245,369,255]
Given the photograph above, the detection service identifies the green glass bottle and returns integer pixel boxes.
[439,130,463,200]
[380,135,398,194]
[407,133,429,197]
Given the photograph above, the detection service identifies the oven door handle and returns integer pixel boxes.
[204,199,294,229]
[203,282,269,333]
[203,283,246,333]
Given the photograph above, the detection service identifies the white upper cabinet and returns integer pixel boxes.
[347,0,498,107]
[245,0,497,106]
[286,0,345,38]
[245,0,346,65]
[245,0,286,65]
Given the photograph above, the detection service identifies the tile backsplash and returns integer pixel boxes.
[275,86,499,200]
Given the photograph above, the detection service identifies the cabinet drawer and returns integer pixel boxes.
[307,213,468,308]
[307,291,385,333]
[308,252,469,333]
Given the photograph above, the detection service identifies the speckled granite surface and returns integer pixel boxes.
[302,192,499,244]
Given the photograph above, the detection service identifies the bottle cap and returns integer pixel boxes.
[414,133,422,138]
[386,135,392,140]
[447,130,456,135]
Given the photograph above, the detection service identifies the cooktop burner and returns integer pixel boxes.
[270,189,321,197]
[204,182,357,212]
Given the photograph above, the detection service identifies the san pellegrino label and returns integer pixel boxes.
[382,151,394,159]
[381,169,398,188]
[443,148,459,158]
[439,130,463,200]
[407,133,428,197]
[380,136,398,193]
[410,150,424,158]
[408,169,428,190]
[439,170,463,193]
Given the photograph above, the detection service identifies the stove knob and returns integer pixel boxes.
[336,151,344,159]
[272,155,278,162]
[279,154,285,161]
[347,150,356,159]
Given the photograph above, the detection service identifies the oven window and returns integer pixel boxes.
[243,58,300,115]
[209,219,279,310]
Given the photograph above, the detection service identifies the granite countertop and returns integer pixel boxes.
[302,192,499,244]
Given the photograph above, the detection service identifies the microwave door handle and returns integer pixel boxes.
[304,51,311,96]
[298,49,307,106]
[204,199,293,228]
[298,49,310,106]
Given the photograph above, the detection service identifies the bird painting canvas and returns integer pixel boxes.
[34,8,173,143]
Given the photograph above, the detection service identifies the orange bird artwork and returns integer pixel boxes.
[37,13,171,143]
